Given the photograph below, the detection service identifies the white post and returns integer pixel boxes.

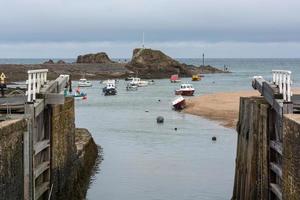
[27,73,32,102]
[32,73,36,101]
[36,73,40,93]
[279,72,282,93]
[273,71,276,83]
[283,73,287,101]
[287,72,291,102]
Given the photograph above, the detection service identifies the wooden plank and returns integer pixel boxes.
[252,78,265,93]
[34,161,50,179]
[270,140,283,155]
[270,162,282,178]
[270,183,282,200]
[34,139,50,155]
[45,93,65,105]
[57,75,69,93]
[34,181,50,200]
[39,81,58,94]
[24,104,35,200]
[34,99,44,118]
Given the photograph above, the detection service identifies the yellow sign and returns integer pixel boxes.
[0,73,6,84]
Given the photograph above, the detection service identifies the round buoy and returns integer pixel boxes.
[145,110,149,112]
[174,128,177,131]
[158,99,161,102]
[212,136,217,141]
[156,116,164,123]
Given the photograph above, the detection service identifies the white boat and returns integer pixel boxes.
[78,78,92,87]
[175,83,195,96]
[172,96,186,110]
[102,79,116,85]
[126,83,138,91]
[103,81,117,95]
[130,77,148,87]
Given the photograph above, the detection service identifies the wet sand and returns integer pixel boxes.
[183,91,260,128]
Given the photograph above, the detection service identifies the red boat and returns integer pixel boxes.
[172,96,186,110]
[170,74,181,83]
[175,83,195,96]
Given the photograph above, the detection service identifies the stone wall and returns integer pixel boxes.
[51,97,99,200]
[282,114,300,199]
[0,119,26,200]
[232,97,270,200]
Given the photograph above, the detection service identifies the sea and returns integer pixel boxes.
[2,58,300,200]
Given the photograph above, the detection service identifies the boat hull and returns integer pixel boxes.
[103,88,117,96]
[175,90,194,96]
[172,99,186,110]
[171,80,181,83]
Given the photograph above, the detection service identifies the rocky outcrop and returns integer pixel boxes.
[125,48,225,78]
[57,60,66,64]
[43,59,54,64]
[77,52,113,64]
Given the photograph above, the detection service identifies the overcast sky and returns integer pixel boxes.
[1,0,300,58]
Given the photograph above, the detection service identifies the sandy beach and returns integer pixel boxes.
[183,91,260,128]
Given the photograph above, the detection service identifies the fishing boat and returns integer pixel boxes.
[170,74,181,83]
[175,83,195,96]
[125,77,134,81]
[172,96,186,110]
[103,81,117,95]
[78,78,92,87]
[148,80,155,85]
[126,83,138,91]
[130,77,148,87]
[192,75,201,81]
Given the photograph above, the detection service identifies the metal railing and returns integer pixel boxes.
[27,69,48,102]
[272,70,292,102]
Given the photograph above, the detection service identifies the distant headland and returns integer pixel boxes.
[0,48,228,82]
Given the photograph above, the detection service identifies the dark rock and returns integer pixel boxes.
[212,136,217,141]
[43,59,54,64]
[57,60,66,64]
[77,52,113,64]
[125,48,226,79]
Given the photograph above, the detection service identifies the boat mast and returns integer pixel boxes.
[142,32,145,49]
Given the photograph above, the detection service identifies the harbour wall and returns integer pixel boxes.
[232,96,300,199]
[0,97,99,200]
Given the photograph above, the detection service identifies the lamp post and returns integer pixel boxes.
[202,53,205,67]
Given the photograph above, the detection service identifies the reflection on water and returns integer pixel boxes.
[75,78,236,200]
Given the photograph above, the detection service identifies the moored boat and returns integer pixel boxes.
[192,74,201,81]
[78,78,92,87]
[130,77,148,87]
[126,83,138,91]
[65,88,87,100]
[172,96,186,110]
[103,81,117,95]
[170,74,181,83]
[175,83,195,96]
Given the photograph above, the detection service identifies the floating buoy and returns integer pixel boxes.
[158,99,161,102]
[145,110,149,112]
[174,128,177,131]
[212,136,217,141]
[156,116,164,123]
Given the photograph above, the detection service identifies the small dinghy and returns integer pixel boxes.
[78,78,92,87]
[66,88,87,100]
[172,96,186,110]
[126,83,138,91]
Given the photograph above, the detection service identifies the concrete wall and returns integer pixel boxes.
[282,114,300,199]
[0,119,26,200]
[232,97,270,200]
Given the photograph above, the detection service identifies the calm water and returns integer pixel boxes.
[4,58,300,199]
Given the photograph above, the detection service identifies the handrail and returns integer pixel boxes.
[272,70,292,102]
[27,69,48,102]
